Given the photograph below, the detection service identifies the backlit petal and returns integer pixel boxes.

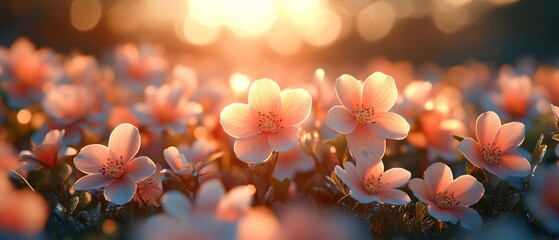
[498,152,531,177]
[335,74,361,111]
[268,127,298,152]
[459,138,487,169]
[346,124,385,161]
[220,103,259,138]
[369,111,410,140]
[74,144,110,174]
[425,162,453,194]
[108,123,140,163]
[279,89,312,127]
[494,122,525,151]
[73,174,114,190]
[248,78,281,113]
[378,189,411,205]
[234,135,273,163]
[381,168,411,188]
[126,156,156,182]
[362,72,397,111]
[409,178,434,206]
[326,106,358,134]
[103,175,137,205]
[476,111,501,145]
[447,175,484,207]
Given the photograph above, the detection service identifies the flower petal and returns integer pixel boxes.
[74,144,110,174]
[326,105,358,134]
[220,103,259,138]
[349,187,379,204]
[498,152,531,177]
[268,127,298,152]
[163,146,187,172]
[408,178,434,206]
[380,168,411,188]
[447,175,484,207]
[427,205,453,222]
[335,162,361,188]
[126,156,156,181]
[279,89,312,127]
[197,179,226,212]
[108,123,141,164]
[357,155,383,180]
[476,111,501,145]
[378,189,411,205]
[161,190,191,219]
[450,206,483,230]
[494,122,525,151]
[362,72,398,112]
[234,135,274,163]
[459,138,486,169]
[369,111,410,140]
[346,124,385,161]
[335,74,361,111]
[103,175,137,205]
[73,174,114,190]
[248,78,281,113]
[425,162,453,195]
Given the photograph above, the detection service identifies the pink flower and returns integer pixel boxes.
[133,164,163,208]
[134,81,201,133]
[20,129,77,167]
[459,111,531,180]
[64,55,103,86]
[335,156,411,205]
[326,72,410,160]
[0,171,49,236]
[273,147,314,180]
[220,78,312,163]
[524,165,559,234]
[163,139,219,178]
[114,43,167,91]
[1,38,61,108]
[552,104,559,157]
[0,143,19,170]
[409,162,485,230]
[72,123,156,205]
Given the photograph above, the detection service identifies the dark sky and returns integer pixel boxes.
[0,0,558,67]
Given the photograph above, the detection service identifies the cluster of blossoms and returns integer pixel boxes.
[1,38,559,239]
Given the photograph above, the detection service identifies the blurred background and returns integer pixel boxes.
[0,0,558,68]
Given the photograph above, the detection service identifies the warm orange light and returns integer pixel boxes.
[71,0,102,31]
[17,109,32,124]
[356,1,396,42]
[230,73,251,93]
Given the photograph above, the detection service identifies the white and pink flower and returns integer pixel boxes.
[326,72,410,161]
[220,78,312,163]
[72,123,156,205]
[20,129,76,167]
[409,162,485,230]
[335,156,411,205]
[459,111,531,180]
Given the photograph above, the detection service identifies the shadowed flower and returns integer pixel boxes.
[220,78,312,163]
[459,111,531,180]
[0,171,49,236]
[133,164,163,208]
[524,165,559,234]
[72,123,156,205]
[38,83,108,144]
[409,162,484,230]
[134,81,201,133]
[163,139,219,178]
[20,129,76,167]
[114,43,167,92]
[326,72,410,161]
[0,38,61,108]
[552,104,559,157]
[335,156,411,205]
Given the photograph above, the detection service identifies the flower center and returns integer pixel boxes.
[258,111,283,134]
[353,104,375,125]
[434,191,459,209]
[481,142,501,165]
[362,174,385,194]
[100,156,126,178]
